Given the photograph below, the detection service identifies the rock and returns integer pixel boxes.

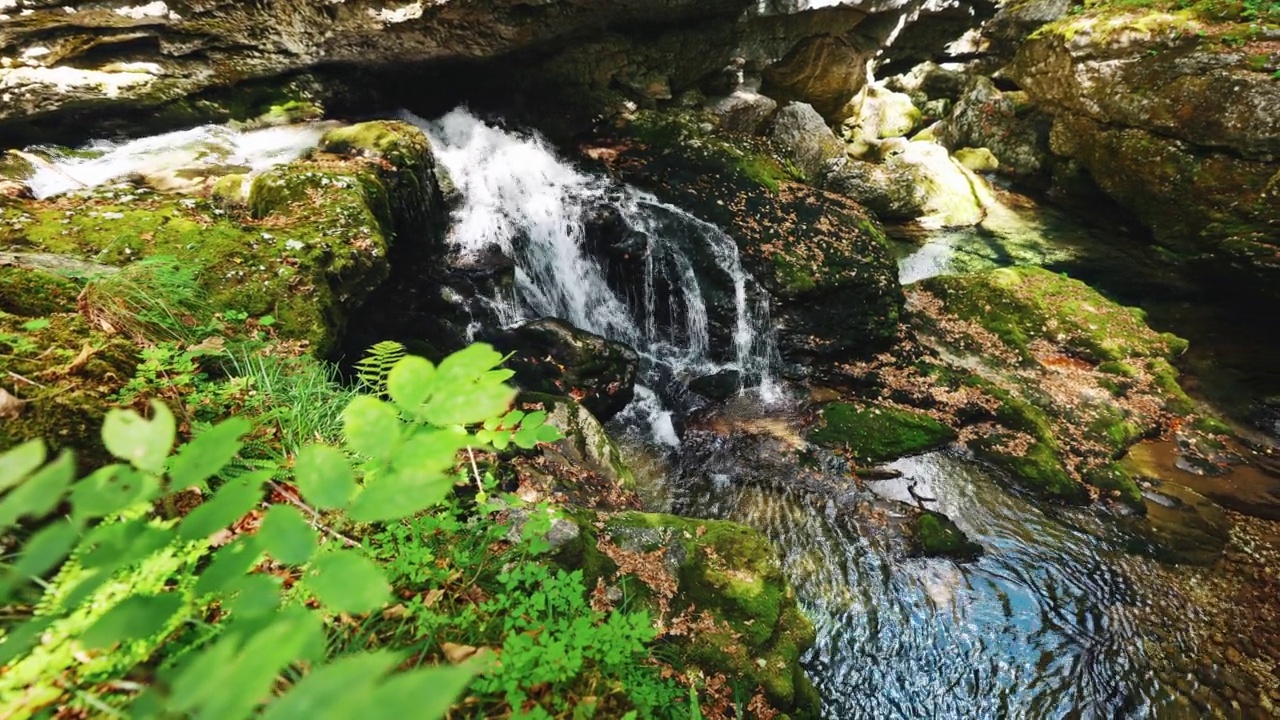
[761,35,869,121]
[840,83,923,158]
[706,89,778,134]
[981,0,1074,60]
[689,370,743,400]
[809,402,956,463]
[937,77,1051,178]
[954,146,999,172]
[885,61,970,104]
[879,140,987,227]
[488,319,639,422]
[909,510,983,561]
[560,511,820,717]
[824,158,925,219]
[519,392,636,490]
[1122,481,1230,565]
[768,102,846,183]
[599,111,905,365]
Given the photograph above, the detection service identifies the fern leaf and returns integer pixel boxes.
[355,341,406,395]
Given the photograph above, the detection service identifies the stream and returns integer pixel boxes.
[15,115,1279,719]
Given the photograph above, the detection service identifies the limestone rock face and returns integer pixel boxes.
[761,34,869,121]
[768,102,846,182]
[937,76,1051,178]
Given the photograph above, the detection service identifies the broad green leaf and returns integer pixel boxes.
[435,343,504,384]
[178,472,267,541]
[422,382,516,428]
[521,410,547,428]
[304,550,390,614]
[0,451,75,527]
[0,439,46,494]
[102,401,176,474]
[70,465,156,520]
[81,593,185,649]
[293,444,357,509]
[195,536,263,597]
[536,424,564,443]
[386,355,436,413]
[11,517,82,582]
[258,504,316,565]
[261,652,401,720]
[168,417,252,490]
[342,396,402,462]
[363,661,479,717]
[346,467,454,523]
[481,368,516,384]
[502,409,527,426]
[81,518,173,567]
[391,429,467,474]
[223,573,282,618]
[0,617,51,664]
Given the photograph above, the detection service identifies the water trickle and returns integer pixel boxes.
[407,109,780,434]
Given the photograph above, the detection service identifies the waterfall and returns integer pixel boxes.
[407,109,780,441]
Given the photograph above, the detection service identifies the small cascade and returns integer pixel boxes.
[409,109,780,438]
[19,123,336,199]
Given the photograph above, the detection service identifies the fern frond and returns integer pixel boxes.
[355,340,407,395]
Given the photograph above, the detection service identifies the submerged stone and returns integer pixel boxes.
[810,402,956,464]
[909,510,984,561]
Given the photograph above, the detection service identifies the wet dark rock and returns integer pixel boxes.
[689,370,743,400]
[768,102,846,183]
[908,510,984,561]
[488,318,639,422]
[936,77,1053,179]
[1122,481,1230,565]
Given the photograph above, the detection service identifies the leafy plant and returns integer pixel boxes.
[0,343,560,717]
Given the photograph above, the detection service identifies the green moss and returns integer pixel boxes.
[628,110,790,193]
[922,267,1186,363]
[811,402,955,463]
[0,266,81,316]
[911,511,983,560]
[573,512,817,717]
[1148,357,1195,414]
[0,311,137,464]
[1083,462,1145,510]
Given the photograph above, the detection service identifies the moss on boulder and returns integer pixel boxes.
[1,121,443,357]
[909,511,983,561]
[559,511,819,718]
[0,265,81,316]
[810,402,955,463]
[0,311,137,466]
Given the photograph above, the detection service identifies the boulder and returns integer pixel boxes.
[761,35,869,121]
[840,83,923,158]
[824,158,925,220]
[830,140,986,227]
[489,319,639,422]
[517,393,636,490]
[768,102,846,183]
[706,89,779,134]
[953,147,999,173]
[937,77,1051,178]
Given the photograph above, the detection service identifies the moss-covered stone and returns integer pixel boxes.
[599,111,905,364]
[910,511,983,561]
[810,402,955,463]
[0,311,137,464]
[560,511,819,718]
[519,392,635,490]
[920,266,1187,364]
[0,266,81,316]
[1,121,442,357]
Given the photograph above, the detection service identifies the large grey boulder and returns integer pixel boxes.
[768,102,846,182]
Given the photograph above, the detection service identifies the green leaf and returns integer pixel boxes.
[11,517,82,582]
[0,617,51,664]
[82,593,185,649]
[169,417,252,490]
[502,409,527,427]
[304,550,391,614]
[178,472,268,541]
[361,661,479,717]
[20,317,50,331]
[536,424,564,443]
[0,439,46,494]
[0,451,75,527]
[386,355,436,413]
[342,396,402,462]
[258,504,317,565]
[70,465,157,520]
[293,444,357,510]
[80,519,174,569]
[195,536,263,597]
[102,401,176,474]
[223,573,282,618]
[261,652,402,720]
[258,314,276,327]
[423,382,515,428]
[346,467,454,523]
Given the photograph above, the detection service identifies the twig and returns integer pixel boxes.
[267,480,360,548]
[6,371,45,388]
[466,446,483,493]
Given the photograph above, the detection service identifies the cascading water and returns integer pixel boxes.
[405,109,780,441]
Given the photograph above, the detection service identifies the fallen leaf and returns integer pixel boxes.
[442,642,479,664]
[0,387,25,420]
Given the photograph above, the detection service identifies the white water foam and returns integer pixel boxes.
[21,122,336,199]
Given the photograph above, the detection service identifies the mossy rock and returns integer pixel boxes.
[920,266,1187,364]
[909,511,983,561]
[0,266,81,316]
[560,511,819,718]
[0,312,137,465]
[809,402,955,464]
[602,111,905,363]
[518,392,635,490]
[1,121,443,356]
